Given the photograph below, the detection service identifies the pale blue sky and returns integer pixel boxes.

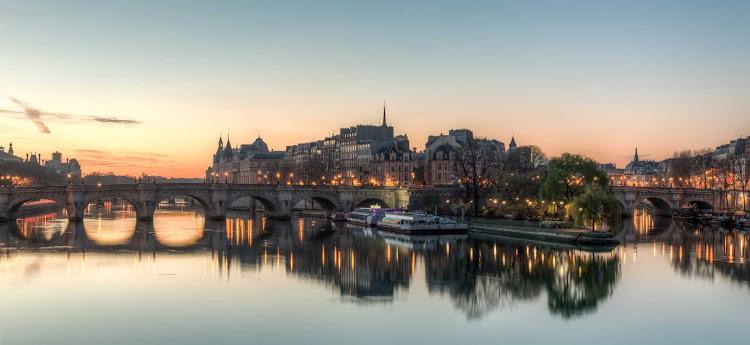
[1,0,749,176]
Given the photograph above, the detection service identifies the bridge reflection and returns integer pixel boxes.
[1,208,749,321]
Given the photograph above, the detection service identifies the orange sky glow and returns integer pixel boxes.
[2,1,749,178]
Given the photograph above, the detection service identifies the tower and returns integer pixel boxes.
[382,100,387,127]
[509,134,517,150]
[633,147,639,163]
[8,143,13,155]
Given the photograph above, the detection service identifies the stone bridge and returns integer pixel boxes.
[612,186,725,216]
[0,183,418,222]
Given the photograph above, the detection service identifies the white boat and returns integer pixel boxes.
[377,210,468,235]
[346,208,386,226]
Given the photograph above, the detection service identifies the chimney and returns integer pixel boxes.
[26,153,29,161]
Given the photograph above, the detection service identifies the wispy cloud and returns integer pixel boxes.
[0,97,142,133]
[9,98,50,133]
[74,149,170,158]
[90,117,141,124]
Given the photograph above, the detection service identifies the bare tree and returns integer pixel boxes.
[714,156,736,190]
[692,148,714,188]
[456,138,502,215]
[736,157,750,211]
[670,150,694,187]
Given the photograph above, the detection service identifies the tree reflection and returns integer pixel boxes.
[425,241,620,320]
[10,207,750,321]
[546,253,620,318]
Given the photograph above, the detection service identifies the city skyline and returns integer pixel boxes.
[3,0,750,177]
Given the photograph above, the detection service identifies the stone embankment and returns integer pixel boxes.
[467,217,620,246]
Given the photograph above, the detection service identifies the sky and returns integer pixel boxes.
[1,0,749,177]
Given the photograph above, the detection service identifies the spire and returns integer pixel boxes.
[8,142,13,155]
[382,100,387,127]
[634,147,639,163]
[223,134,234,159]
[218,136,223,149]
[509,132,517,150]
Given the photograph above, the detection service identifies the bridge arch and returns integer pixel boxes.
[141,193,212,221]
[155,193,209,209]
[7,196,69,221]
[291,194,340,217]
[226,194,277,213]
[82,196,138,215]
[354,197,391,209]
[639,197,673,216]
[686,200,714,210]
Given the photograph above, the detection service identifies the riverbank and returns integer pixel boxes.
[467,217,620,246]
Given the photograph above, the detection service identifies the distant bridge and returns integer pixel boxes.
[611,186,726,216]
[0,183,425,221]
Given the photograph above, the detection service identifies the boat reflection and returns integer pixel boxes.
[1,207,749,321]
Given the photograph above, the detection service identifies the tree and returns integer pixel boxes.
[568,184,622,231]
[0,161,66,186]
[714,156,735,190]
[456,138,502,215]
[736,157,750,211]
[670,150,696,187]
[503,145,547,174]
[539,153,608,203]
[692,148,714,188]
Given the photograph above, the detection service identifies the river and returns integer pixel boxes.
[0,202,748,344]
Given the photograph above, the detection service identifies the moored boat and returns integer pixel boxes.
[698,212,713,222]
[346,208,386,226]
[377,210,468,235]
[330,211,348,221]
[711,213,733,225]
[673,207,699,222]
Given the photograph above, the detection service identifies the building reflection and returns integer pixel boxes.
[2,206,750,320]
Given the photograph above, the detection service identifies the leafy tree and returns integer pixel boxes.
[503,145,547,174]
[539,153,608,203]
[568,184,622,231]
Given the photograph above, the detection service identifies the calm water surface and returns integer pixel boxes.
[1,203,749,344]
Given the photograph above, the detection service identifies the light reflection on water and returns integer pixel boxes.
[0,204,748,344]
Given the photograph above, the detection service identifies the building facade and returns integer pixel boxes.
[206,136,285,184]
[0,143,22,162]
[44,151,82,176]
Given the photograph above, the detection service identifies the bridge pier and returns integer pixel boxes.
[135,201,159,221]
[66,201,87,221]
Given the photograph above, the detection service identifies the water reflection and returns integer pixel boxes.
[0,206,749,326]
[83,200,137,245]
